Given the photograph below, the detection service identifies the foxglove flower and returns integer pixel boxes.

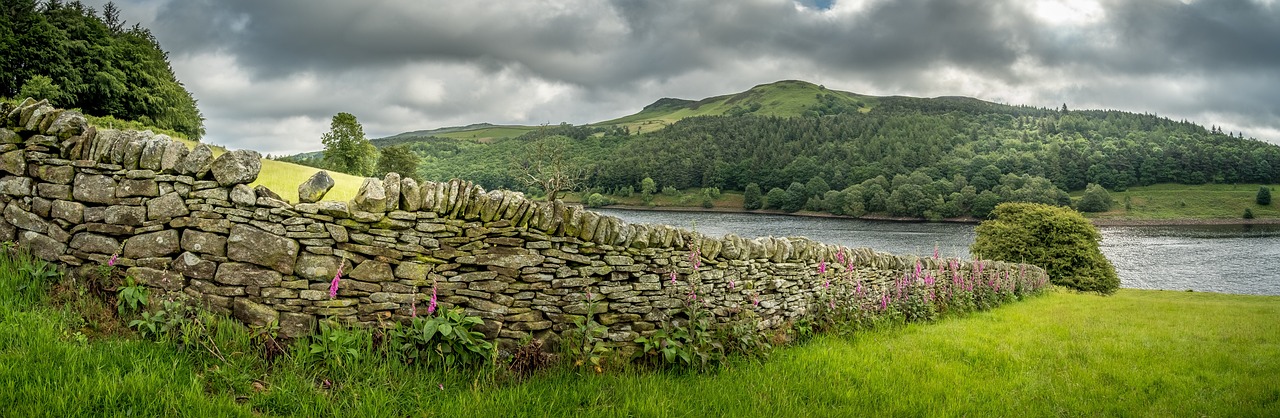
[108,253,118,267]
[427,282,438,315]
[328,259,345,299]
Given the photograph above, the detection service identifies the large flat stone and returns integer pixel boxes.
[227,224,298,275]
[122,229,180,259]
[215,262,283,287]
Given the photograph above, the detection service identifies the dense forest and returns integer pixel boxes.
[0,0,204,138]
[283,84,1280,220]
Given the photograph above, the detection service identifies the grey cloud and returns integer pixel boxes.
[82,0,1280,153]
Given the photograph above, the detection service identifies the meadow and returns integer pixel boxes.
[1080,183,1280,220]
[2,239,1276,417]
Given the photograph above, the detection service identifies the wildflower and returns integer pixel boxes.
[823,279,830,289]
[410,298,417,318]
[752,293,761,307]
[328,259,345,299]
[836,248,846,264]
[728,278,736,289]
[880,294,889,311]
[670,271,678,285]
[108,253,118,267]
[438,383,444,391]
[427,281,438,315]
[933,246,940,259]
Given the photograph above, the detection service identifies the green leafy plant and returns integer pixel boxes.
[116,277,149,316]
[635,295,724,371]
[566,289,611,372]
[387,308,493,370]
[306,320,370,372]
[251,319,287,363]
[717,309,771,359]
[18,255,61,291]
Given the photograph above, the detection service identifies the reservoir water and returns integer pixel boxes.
[595,209,1280,296]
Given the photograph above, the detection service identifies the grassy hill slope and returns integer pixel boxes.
[597,79,873,133]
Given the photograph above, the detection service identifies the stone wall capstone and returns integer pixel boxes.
[0,98,1048,353]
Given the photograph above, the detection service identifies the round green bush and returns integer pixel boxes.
[971,202,1119,294]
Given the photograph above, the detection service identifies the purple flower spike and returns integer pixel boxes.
[818,260,827,275]
[427,282,438,315]
[329,260,344,299]
[108,253,118,267]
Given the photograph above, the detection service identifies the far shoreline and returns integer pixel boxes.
[593,204,1280,227]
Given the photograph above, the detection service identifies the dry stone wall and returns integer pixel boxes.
[0,99,1047,352]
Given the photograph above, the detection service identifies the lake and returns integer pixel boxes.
[595,209,1280,296]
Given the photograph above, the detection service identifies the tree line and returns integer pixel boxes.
[1,0,205,139]
[286,92,1280,220]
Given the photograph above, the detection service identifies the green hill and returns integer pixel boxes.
[598,80,874,133]
[281,79,1280,221]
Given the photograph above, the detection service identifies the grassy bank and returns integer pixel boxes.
[1082,183,1279,220]
[2,242,1276,418]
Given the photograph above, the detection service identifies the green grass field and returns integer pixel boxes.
[83,118,368,203]
[1080,183,1279,220]
[433,125,537,142]
[3,234,1276,418]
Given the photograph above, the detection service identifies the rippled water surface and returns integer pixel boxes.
[596,209,1280,295]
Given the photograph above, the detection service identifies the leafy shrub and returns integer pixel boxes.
[387,307,493,370]
[661,185,681,196]
[1258,187,1271,206]
[585,193,614,208]
[1244,208,1255,219]
[971,202,1119,294]
[1076,183,1113,212]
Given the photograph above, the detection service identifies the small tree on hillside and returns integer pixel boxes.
[1076,183,1113,212]
[1257,187,1272,206]
[640,177,656,205]
[971,203,1119,294]
[321,112,378,177]
[375,144,421,180]
[743,183,763,210]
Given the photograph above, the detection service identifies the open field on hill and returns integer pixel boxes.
[1080,183,1279,220]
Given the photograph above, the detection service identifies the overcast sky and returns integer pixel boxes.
[85,0,1280,155]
